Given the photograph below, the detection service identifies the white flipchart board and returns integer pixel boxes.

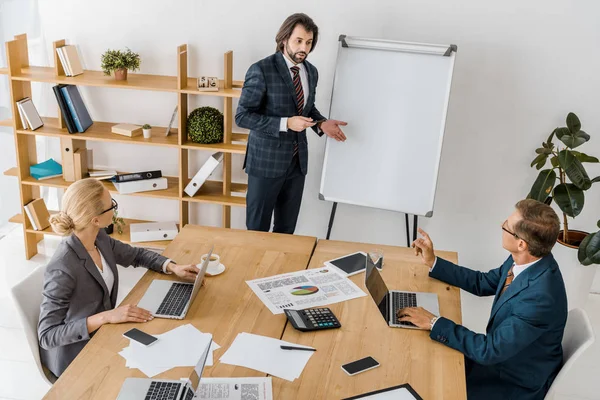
[319,36,457,217]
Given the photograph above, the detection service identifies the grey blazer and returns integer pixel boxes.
[38,230,168,377]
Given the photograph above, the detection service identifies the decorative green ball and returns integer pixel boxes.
[187,107,224,144]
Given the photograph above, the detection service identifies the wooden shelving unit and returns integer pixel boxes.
[3,34,247,259]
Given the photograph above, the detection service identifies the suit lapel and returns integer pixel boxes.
[303,61,316,116]
[95,233,119,308]
[67,233,112,309]
[274,52,300,111]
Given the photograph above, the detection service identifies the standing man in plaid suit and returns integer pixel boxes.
[236,13,347,234]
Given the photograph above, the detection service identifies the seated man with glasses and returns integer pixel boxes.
[38,179,201,378]
[398,199,567,400]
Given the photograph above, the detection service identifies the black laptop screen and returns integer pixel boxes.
[365,260,390,322]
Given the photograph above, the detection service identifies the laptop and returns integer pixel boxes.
[116,337,212,400]
[365,256,439,330]
[137,246,213,319]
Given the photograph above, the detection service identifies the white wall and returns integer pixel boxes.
[5,0,600,280]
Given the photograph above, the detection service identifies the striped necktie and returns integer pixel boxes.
[500,264,515,297]
[290,65,304,157]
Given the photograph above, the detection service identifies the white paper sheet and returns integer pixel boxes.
[219,333,315,381]
[119,324,219,377]
[196,377,273,400]
[246,266,366,314]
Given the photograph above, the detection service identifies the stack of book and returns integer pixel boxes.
[24,199,51,231]
[112,170,166,194]
[52,84,93,133]
[16,98,43,130]
[30,159,63,180]
[55,45,84,77]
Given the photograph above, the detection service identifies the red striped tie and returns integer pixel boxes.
[290,66,304,157]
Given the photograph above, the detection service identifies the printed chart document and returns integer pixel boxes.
[196,377,273,400]
[219,333,315,381]
[246,266,366,314]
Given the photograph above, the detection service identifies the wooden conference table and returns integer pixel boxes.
[44,225,466,400]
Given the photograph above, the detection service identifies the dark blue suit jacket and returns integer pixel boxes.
[235,52,326,178]
[430,254,567,400]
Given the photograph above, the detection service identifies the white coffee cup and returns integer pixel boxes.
[201,253,220,270]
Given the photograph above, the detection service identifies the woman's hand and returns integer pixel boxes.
[105,304,154,324]
[167,263,200,282]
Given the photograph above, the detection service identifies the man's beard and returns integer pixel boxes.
[286,45,307,63]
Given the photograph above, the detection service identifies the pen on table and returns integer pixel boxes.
[280,345,316,352]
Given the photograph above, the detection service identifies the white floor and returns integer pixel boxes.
[0,224,598,400]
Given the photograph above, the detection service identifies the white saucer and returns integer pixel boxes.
[205,263,226,276]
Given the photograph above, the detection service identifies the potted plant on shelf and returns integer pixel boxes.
[187,107,224,144]
[104,209,125,235]
[100,48,141,81]
[527,112,600,308]
[142,124,152,139]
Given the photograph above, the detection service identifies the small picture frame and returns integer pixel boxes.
[165,106,177,137]
[197,76,219,92]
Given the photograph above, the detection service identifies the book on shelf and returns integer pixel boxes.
[111,123,142,137]
[24,198,51,231]
[115,170,162,183]
[16,97,43,130]
[52,84,77,134]
[60,85,92,133]
[30,158,63,180]
[56,45,83,77]
[184,152,224,197]
[112,177,168,194]
[89,170,117,180]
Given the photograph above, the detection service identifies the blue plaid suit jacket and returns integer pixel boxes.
[235,51,326,178]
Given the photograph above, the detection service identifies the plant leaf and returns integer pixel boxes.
[554,127,570,140]
[571,151,599,163]
[576,130,590,141]
[598,220,600,229]
[546,130,555,145]
[531,153,547,168]
[558,150,591,189]
[527,169,556,203]
[566,112,581,134]
[592,176,600,184]
[535,148,545,154]
[553,183,585,217]
[560,134,588,149]
[550,156,559,168]
[578,232,600,266]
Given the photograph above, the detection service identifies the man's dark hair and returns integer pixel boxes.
[514,199,560,257]
[275,13,319,53]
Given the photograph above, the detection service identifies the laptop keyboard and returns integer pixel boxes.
[392,292,418,327]
[145,381,181,400]
[156,283,193,316]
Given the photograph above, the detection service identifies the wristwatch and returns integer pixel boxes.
[430,316,439,330]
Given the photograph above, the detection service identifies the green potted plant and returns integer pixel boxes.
[187,107,224,144]
[527,112,600,307]
[100,48,140,81]
[142,124,152,139]
[104,209,126,235]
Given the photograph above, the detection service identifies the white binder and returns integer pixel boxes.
[113,177,168,194]
[130,222,178,242]
[184,152,224,197]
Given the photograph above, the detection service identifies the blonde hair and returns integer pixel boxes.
[49,178,106,236]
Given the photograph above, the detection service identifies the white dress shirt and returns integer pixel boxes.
[280,54,310,132]
[95,249,115,297]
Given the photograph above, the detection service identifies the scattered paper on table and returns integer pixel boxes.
[246,266,366,314]
[219,332,314,381]
[196,377,273,400]
[119,324,218,377]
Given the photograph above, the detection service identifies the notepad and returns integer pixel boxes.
[30,159,63,180]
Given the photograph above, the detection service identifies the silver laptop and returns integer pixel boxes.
[116,337,212,400]
[365,256,439,330]
[137,246,213,319]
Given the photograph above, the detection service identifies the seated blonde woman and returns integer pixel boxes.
[38,178,199,377]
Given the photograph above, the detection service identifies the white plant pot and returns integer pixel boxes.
[143,128,152,139]
[552,234,598,310]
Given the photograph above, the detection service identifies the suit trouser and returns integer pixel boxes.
[246,155,305,234]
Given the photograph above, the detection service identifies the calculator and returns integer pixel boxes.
[284,307,341,332]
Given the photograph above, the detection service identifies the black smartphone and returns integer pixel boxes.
[123,328,158,347]
[341,356,380,376]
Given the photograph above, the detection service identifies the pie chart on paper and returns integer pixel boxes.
[290,286,319,296]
